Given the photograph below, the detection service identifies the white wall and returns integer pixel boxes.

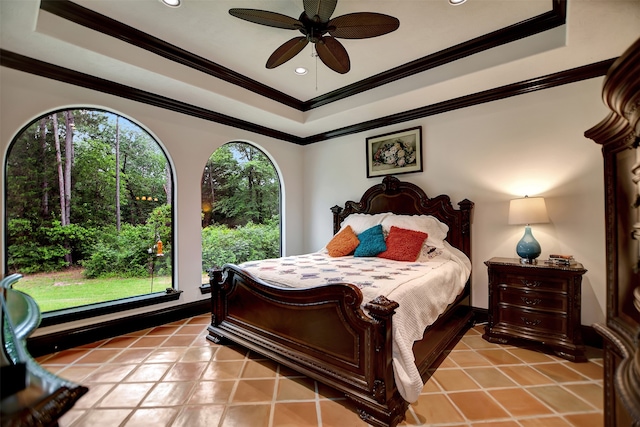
[303,78,609,326]
[0,61,615,332]
[0,68,305,336]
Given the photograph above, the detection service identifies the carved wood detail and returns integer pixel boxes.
[208,176,474,427]
[585,36,640,426]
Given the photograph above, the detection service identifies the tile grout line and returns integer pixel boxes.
[464,345,589,423]
[216,347,251,427]
[314,378,323,427]
[85,321,192,426]
[268,363,280,427]
[51,319,603,427]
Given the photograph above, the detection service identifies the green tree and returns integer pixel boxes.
[200,142,280,272]
[6,109,171,275]
[119,129,168,225]
[201,144,238,226]
[201,142,279,227]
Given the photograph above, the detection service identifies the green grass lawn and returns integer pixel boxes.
[12,268,172,313]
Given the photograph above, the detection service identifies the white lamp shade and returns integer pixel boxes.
[508,197,549,225]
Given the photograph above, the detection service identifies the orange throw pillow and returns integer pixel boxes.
[326,225,360,257]
[378,226,428,262]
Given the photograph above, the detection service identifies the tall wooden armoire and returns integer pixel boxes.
[585,37,640,427]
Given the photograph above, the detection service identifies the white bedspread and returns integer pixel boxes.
[239,242,471,403]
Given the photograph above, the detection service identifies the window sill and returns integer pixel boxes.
[39,289,182,327]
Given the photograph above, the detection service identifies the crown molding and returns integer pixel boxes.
[303,0,567,110]
[39,0,567,112]
[1,49,614,145]
[39,0,302,110]
[303,58,614,144]
[0,49,302,144]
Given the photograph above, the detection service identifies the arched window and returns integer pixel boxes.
[4,109,174,320]
[200,142,280,276]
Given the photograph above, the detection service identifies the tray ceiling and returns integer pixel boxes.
[1,0,574,139]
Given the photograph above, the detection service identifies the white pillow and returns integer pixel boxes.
[381,214,449,248]
[339,213,391,235]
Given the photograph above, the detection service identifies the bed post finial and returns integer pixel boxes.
[381,175,400,191]
[208,268,225,326]
[330,205,343,215]
[458,198,474,212]
[331,205,344,235]
[207,267,223,284]
[365,295,400,317]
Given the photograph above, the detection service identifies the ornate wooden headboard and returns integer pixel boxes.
[330,175,474,259]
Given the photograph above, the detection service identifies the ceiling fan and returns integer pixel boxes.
[229,0,400,74]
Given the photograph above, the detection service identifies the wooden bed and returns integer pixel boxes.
[207,175,474,427]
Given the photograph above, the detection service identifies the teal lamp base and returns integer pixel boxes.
[516,226,542,264]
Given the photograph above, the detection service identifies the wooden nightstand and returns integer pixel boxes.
[482,257,588,362]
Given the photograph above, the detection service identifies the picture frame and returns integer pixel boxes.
[366,126,423,178]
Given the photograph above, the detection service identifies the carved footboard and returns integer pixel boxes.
[207,265,409,427]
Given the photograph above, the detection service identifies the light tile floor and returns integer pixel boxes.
[38,315,603,427]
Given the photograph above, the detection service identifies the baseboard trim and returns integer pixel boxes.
[580,324,603,349]
[471,307,489,325]
[27,299,211,358]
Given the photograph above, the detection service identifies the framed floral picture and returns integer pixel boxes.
[366,126,423,178]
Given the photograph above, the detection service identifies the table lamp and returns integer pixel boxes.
[508,196,549,263]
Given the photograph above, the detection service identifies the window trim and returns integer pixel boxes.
[39,289,182,327]
[4,107,177,326]
[200,141,283,280]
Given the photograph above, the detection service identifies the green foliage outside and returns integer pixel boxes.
[8,204,173,279]
[5,110,280,312]
[7,219,96,273]
[11,217,277,312]
[202,217,280,271]
[201,142,279,228]
[200,142,281,272]
[5,110,174,311]
[83,228,166,280]
[81,204,174,278]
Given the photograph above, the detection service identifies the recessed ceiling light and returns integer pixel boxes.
[294,67,308,75]
[161,0,181,8]
[449,0,467,5]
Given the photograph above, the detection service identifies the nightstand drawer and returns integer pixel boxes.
[501,273,568,292]
[497,305,567,336]
[498,287,567,312]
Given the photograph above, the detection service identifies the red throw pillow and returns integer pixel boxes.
[378,226,428,262]
[326,225,360,257]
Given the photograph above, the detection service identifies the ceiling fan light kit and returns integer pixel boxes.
[229,0,399,74]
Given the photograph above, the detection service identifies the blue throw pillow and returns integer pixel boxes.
[354,225,387,257]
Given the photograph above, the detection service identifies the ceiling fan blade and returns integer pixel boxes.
[328,13,400,39]
[229,9,301,30]
[303,0,338,23]
[315,36,350,74]
[266,37,309,69]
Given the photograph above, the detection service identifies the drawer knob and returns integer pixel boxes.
[521,280,542,288]
[521,317,542,327]
[521,297,542,306]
